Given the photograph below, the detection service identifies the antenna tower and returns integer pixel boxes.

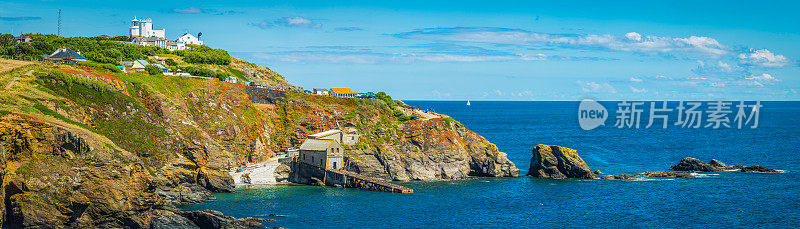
[57,9,62,37]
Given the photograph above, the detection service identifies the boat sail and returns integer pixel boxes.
[466,100,471,106]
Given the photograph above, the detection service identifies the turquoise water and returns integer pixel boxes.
[183,101,800,228]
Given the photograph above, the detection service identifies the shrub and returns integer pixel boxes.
[392,108,411,122]
[145,64,162,75]
[375,92,396,107]
[175,44,231,65]
[38,70,116,94]
[82,51,117,64]
[0,33,172,61]
[165,58,178,66]
[180,66,229,80]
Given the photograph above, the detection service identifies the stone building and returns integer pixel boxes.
[298,139,343,170]
[308,129,359,146]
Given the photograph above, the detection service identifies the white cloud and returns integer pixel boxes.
[745,73,780,87]
[577,81,617,94]
[630,86,647,93]
[283,17,318,28]
[625,32,642,41]
[630,77,643,82]
[246,50,556,64]
[395,27,729,57]
[172,7,203,14]
[738,49,790,67]
[251,16,322,29]
[432,90,451,98]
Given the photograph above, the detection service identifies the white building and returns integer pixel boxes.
[128,17,202,51]
[129,17,165,39]
[177,33,203,46]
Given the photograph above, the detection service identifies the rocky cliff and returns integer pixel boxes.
[0,55,517,226]
[271,93,519,181]
[0,115,263,228]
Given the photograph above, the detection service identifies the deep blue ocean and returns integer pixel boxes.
[182,101,800,228]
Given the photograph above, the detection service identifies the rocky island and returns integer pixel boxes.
[526,145,780,180]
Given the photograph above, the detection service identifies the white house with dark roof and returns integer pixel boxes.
[177,33,203,45]
[298,139,343,170]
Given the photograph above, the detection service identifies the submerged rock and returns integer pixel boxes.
[527,144,596,179]
[740,166,780,173]
[669,157,735,172]
[636,171,698,178]
[601,174,639,179]
[151,210,200,229]
[594,170,603,175]
[180,210,267,229]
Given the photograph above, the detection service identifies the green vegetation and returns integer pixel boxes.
[392,109,412,122]
[442,117,455,125]
[180,66,231,80]
[37,70,116,94]
[175,44,231,65]
[145,64,162,75]
[164,58,178,66]
[23,96,95,132]
[0,33,170,62]
[375,92,396,107]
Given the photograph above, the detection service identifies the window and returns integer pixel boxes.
[333,162,337,169]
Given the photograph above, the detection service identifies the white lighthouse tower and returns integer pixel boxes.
[129,17,165,38]
[129,17,140,37]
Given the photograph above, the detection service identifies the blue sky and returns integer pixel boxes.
[1,0,799,101]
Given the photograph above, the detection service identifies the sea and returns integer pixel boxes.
[181,101,800,228]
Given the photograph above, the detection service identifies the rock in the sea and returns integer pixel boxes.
[740,165,780,173]
[601,174,639,179]
[274,163,291,182]
[241,173,252,184]
[527,144,596,179]
[636,171,698,178]
[180,210,267,229]
[594,170,603,175]
[151,210,200,229]
[669,157,735,172]
[157,184,217,206]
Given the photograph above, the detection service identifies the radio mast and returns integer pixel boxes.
[57,9,62,37]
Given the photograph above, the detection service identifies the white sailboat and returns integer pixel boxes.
[466,100,471,106]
